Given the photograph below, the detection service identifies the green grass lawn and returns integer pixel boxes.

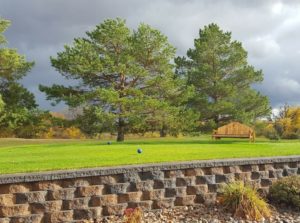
[0,137,300,174]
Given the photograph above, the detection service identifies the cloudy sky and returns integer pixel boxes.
[0,0,300,111]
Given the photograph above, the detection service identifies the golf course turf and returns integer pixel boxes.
[0,137,300,174]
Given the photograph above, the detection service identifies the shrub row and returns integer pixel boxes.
[219,175,300,221]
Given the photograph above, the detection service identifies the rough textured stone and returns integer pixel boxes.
[251,171,269,180]
[32,181,61,191]
[109,183,129,194]
[129,200,153,210]
[216,174,234,183]
[76,185,104,197]
[0,194,14,206]
[48,188,75,200]
[73,207,102,220]
[117,192,142,203]
[0,218,9,223]
[103,204,127,216]
[239,165,252,172]
[176,177,195,187]
[203,193,217,205]
[165,188,176,198]
[10,214,43,223]
[99,176,117,185]
[186,185,208,195]
[264,164,274,171]
[229,166,241,173]
[288,162,298,168]
[123,172,140,183]
[283,168,298,176]
[174,195,195,206]
[185,168,204,176]
[195,193,217,205]
[208,184,218,193]
[142,189,164,200]
[62,178,91,188]
[196,175,215,184]
[269,169,283,178]
[274,163,285,169]
[7,184,30,194]
[90,195,117,206]
[63,197,90,210]
[158,179,176,188]
[165,187,187,198]
[152,198,175,209]
[44,210,73,222]
[15,191,47,204]
[201,168,212,175]
[0,204,29,217]
[234,172,251,180]
[30,200,62,213]
[150,171,164,180]
[164,170,184,178]
[211,167,223,175]
[135,180,153,191]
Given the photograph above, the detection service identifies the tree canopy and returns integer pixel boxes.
[0,17,40,137]
[176,23,270,130]
[40,18,194,141]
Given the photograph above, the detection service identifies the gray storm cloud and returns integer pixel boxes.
[0,0,300,111]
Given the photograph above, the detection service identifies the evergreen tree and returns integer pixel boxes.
[176,23,270,129]
[0,18,39,136]
[40,18,188,141]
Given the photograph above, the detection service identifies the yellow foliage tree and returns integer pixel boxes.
[62,126,85,139]
[273,106,300,139]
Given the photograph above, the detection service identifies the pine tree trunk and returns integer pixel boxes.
[117,117,125,142]
[160,124,167,137]
[214,115,220,127]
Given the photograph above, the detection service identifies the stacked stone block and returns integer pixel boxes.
[0,156,299,222]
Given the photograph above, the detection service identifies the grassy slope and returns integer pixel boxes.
[0,137,300,174]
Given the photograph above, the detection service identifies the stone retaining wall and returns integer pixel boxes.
[0,156,299,222]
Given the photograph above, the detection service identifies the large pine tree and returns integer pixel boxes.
[176,23,270,129]
[40,18,193,141]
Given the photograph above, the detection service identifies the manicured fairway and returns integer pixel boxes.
[0,137,300,174]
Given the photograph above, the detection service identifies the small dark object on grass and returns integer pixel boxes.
[137,148,142,154]
[107,141,111,145]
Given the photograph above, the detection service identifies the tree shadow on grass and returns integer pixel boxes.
[101,139,247,145]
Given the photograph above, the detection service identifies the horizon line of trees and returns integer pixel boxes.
[0,17,272,141]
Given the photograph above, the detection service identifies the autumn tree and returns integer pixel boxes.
[40,18,187,141]
[272,105,300,139]
[176,23,270,130]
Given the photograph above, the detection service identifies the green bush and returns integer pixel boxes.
[219,181,271,221]
[269,176,300,209]
[282,132,300,139]
[263,125,280,140]
[254,121,268,137]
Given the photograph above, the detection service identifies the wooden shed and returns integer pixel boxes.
[212,122,255,142]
